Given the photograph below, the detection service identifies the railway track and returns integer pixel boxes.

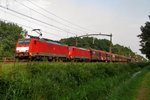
[0,56,28,63]
[0,60,28,63]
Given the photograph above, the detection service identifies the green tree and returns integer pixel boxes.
[138,21,150,59]
[60,37,111,51]
[0,21,23,56]
[112,44,135,56]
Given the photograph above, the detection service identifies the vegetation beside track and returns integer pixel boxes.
[134,67,150,100]
[107,64,150,100]
[0,62,149,100]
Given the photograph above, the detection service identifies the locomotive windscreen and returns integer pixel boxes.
[18,39,30,44]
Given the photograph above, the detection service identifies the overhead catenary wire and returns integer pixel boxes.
[0,4,76,36]
[26,0,97,33]
[14,0,87,34]
[0,7,63,36]
[0,8,62,37]
[0,15,61,38]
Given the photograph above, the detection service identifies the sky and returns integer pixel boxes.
[0,0,150,56]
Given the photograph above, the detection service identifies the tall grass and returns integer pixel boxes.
[0,62,149,100]
[107,63,150,100]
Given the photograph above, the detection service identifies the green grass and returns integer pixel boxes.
[108,64,150,100]
[148,75,150,100]
[0,62,149,100]
[108,69,146,100]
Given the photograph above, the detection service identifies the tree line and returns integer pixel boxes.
[0,20,23,56]
[138,21,150,60]
[60,37,135,56]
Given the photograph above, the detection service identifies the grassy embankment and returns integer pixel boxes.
[107,63,150,100]
[0,62,149,100]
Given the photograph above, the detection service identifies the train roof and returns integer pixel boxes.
[19,37,68,46]
[69,46,89,51]
[41,38,68,46]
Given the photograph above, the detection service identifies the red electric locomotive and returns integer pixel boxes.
[16,37,69,61]
[69,46,91,61]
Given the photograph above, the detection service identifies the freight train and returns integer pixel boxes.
[15,37,131,62]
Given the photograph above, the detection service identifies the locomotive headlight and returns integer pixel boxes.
[16,47,29,52]
[29,52,32,56]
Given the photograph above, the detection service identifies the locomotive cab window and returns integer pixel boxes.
[18,39,30,44]
[24,39,30,44]
[18,40,24,44]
